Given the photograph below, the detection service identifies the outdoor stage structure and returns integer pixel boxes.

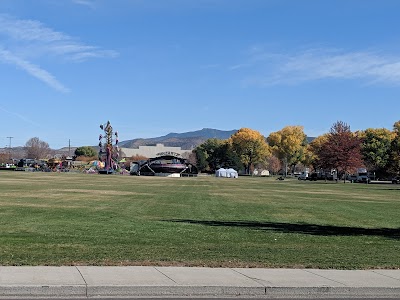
[130,152,198,177]
[98,121,119,174]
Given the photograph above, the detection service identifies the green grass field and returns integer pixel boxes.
[0,171,399,269]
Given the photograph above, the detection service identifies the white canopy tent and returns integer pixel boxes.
[215,168,238,178]
[215,168,227,177]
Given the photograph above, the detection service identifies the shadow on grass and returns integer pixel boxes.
[167,219,400,240]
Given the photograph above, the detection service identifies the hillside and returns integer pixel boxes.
[2,129,315,157]
[119,128,238,150]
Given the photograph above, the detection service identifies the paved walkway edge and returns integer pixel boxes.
[1,267,400,298]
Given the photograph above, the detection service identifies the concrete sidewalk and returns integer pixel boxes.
[0,266,400,298]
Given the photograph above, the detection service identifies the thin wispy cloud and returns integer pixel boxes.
[72,0,96,9]
[0,15,67,42]
[200,64,220,69]
[242,48,400,87]
[0,47,69,92]
[0,105,40,127]
[229,63,251,70]
[0,14,118,91]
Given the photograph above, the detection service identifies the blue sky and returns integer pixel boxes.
[1,0,400,149]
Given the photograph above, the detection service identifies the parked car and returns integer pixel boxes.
[308,172,319,181]
[346,174,358,182]
[392,176,400,184]
[298,171,309,180]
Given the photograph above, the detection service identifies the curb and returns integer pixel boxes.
[1,285,400,298]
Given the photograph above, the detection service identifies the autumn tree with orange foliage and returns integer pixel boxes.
[0,152,10,164]
[267,155,281,175]
[229,128,270,174]
[317,121,362,182]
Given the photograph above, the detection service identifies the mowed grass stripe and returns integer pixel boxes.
[0,171,399,268]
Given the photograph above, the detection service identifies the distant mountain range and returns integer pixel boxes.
[119,128,239,150]
[0,129,237,158]
[2,129,315,157]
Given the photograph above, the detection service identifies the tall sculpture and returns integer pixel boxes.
[98,121,119,173]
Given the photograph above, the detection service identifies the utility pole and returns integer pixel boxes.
[6,137,13,148]
[6,136,13,161]
[68,139,71,157]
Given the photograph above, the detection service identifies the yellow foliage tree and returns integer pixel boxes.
[307,134,329,170]
[228,128,270,174]
[393,121,400,134]
[267,125,307,175]
[390,121,400,174]
[357,128,395,173]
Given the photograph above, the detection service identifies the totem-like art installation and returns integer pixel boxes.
[98,121,119,174]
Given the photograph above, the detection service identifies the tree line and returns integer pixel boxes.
[193,120,400,179]
[4,120,400,179]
